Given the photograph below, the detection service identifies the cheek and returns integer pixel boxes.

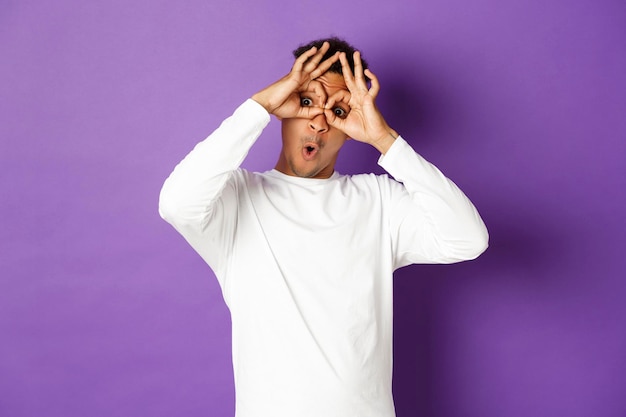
[329,129,348,145]
[281,120,303,145]
[325,135,348,154]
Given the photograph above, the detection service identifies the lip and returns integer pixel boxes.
[301,142,319,161]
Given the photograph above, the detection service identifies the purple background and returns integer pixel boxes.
[1,0,625,416]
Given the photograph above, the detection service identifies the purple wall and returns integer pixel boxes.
[1,0,624,416]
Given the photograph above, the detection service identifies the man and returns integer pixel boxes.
[159,38,488,417]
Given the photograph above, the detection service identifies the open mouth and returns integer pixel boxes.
[302,143,319,161]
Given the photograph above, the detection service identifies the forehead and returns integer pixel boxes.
[316,72,348,94]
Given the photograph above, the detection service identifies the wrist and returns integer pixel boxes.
[251,92,273,113]
[371,128,398,155]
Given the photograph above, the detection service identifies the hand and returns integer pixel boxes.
[324,51,398,154]
[252,42,340,120]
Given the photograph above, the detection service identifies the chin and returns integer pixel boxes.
[293,167,320,178]
[288,161,321,178]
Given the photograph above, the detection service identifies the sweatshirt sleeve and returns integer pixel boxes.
[377,136,489,269]
[158,99,271,274]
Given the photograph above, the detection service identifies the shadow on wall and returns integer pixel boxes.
[391,207,570,416]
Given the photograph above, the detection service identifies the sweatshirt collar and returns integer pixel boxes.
[265,169,341,184]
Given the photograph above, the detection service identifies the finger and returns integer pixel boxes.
[364,69,380,98]
[307,79,328,106]
[338,52,357,91]
[301,106,325,119]
[291,45,319,73]
[303,41,330,71]
[353,51,366,85]
[325,90,351,110]
[310,51,340,79]
[323,108,344,129]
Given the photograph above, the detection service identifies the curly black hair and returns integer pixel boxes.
[292,37,369,78]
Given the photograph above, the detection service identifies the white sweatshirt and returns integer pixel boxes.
[159,99,488,417]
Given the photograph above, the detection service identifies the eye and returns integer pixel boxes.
[333,106,348,119]
[300,97,313,107]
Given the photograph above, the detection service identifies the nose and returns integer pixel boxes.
[308,113,328,133]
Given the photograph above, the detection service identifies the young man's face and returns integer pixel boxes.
[275,72,351,179]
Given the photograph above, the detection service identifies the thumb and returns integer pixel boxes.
[323,109,353,140]
[323,108,343,130]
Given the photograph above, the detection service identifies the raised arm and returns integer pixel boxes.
[323,51,398,154]
[159,43,342,271]
[252,41,340,118]
[379,139,489,268]
[158,99,270,271]
[160,42,342,229]
[325,51,488,267]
